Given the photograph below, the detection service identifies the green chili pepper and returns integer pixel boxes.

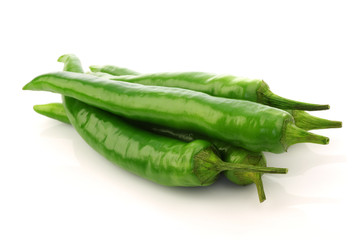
[58,54,273,201]
[135,122,269,201]
[33,102,272,202]
[58,55,289,189]
[62,96,287,188]
[88,66,342,130]
[90,65,329,111]
[23,71,329,153]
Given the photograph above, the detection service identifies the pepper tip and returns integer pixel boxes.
[22,82,32,90]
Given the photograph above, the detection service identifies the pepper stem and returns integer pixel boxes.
[258,81,330,111]
[252,173,266,203]
[219,162,288,174]
[194,148,287,186]
[282,123,330,150]
[290,110,342,130]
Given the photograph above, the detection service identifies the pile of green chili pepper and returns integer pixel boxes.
[23,54,342,203]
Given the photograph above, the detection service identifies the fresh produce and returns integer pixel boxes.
[90,65,329,111]
[88,66,342,130]
[62,95,287,186]
[66,96,285,186]
[23,54,340,203]
[34,101,280,202]
[23,72,329,153]
[57,54,282,202]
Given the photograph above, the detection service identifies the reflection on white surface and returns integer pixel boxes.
[2,119,350,239]
[1,0,357,237]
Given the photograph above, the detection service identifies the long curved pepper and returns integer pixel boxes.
[90,65,329,111]
[23,71,329,153]
[88,66,341,130]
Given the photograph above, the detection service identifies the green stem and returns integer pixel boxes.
[282,123,329,150]
[258,81,330,111]
[290,110,342,130]
[194,148,287,186]
[220,162,288,174]
[253,174,266,203]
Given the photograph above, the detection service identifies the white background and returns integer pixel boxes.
[0,0,357,239]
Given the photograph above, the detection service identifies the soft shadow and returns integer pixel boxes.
[39,123,342,209]
[261,177,340,208]
[40,121,74,139]
[264,143,346,176]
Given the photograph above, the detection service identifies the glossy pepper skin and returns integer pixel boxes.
[57,54,224,186]
[63,96,216,186]
[55,53,286,201]
[62,96,287,187]
[63,55,268,185]
[88,67,342,131]
[142,123,268,198]
[33,102,272,202]
[90,66,329,111]
[34,102,267,185]
[23,71,329,153]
